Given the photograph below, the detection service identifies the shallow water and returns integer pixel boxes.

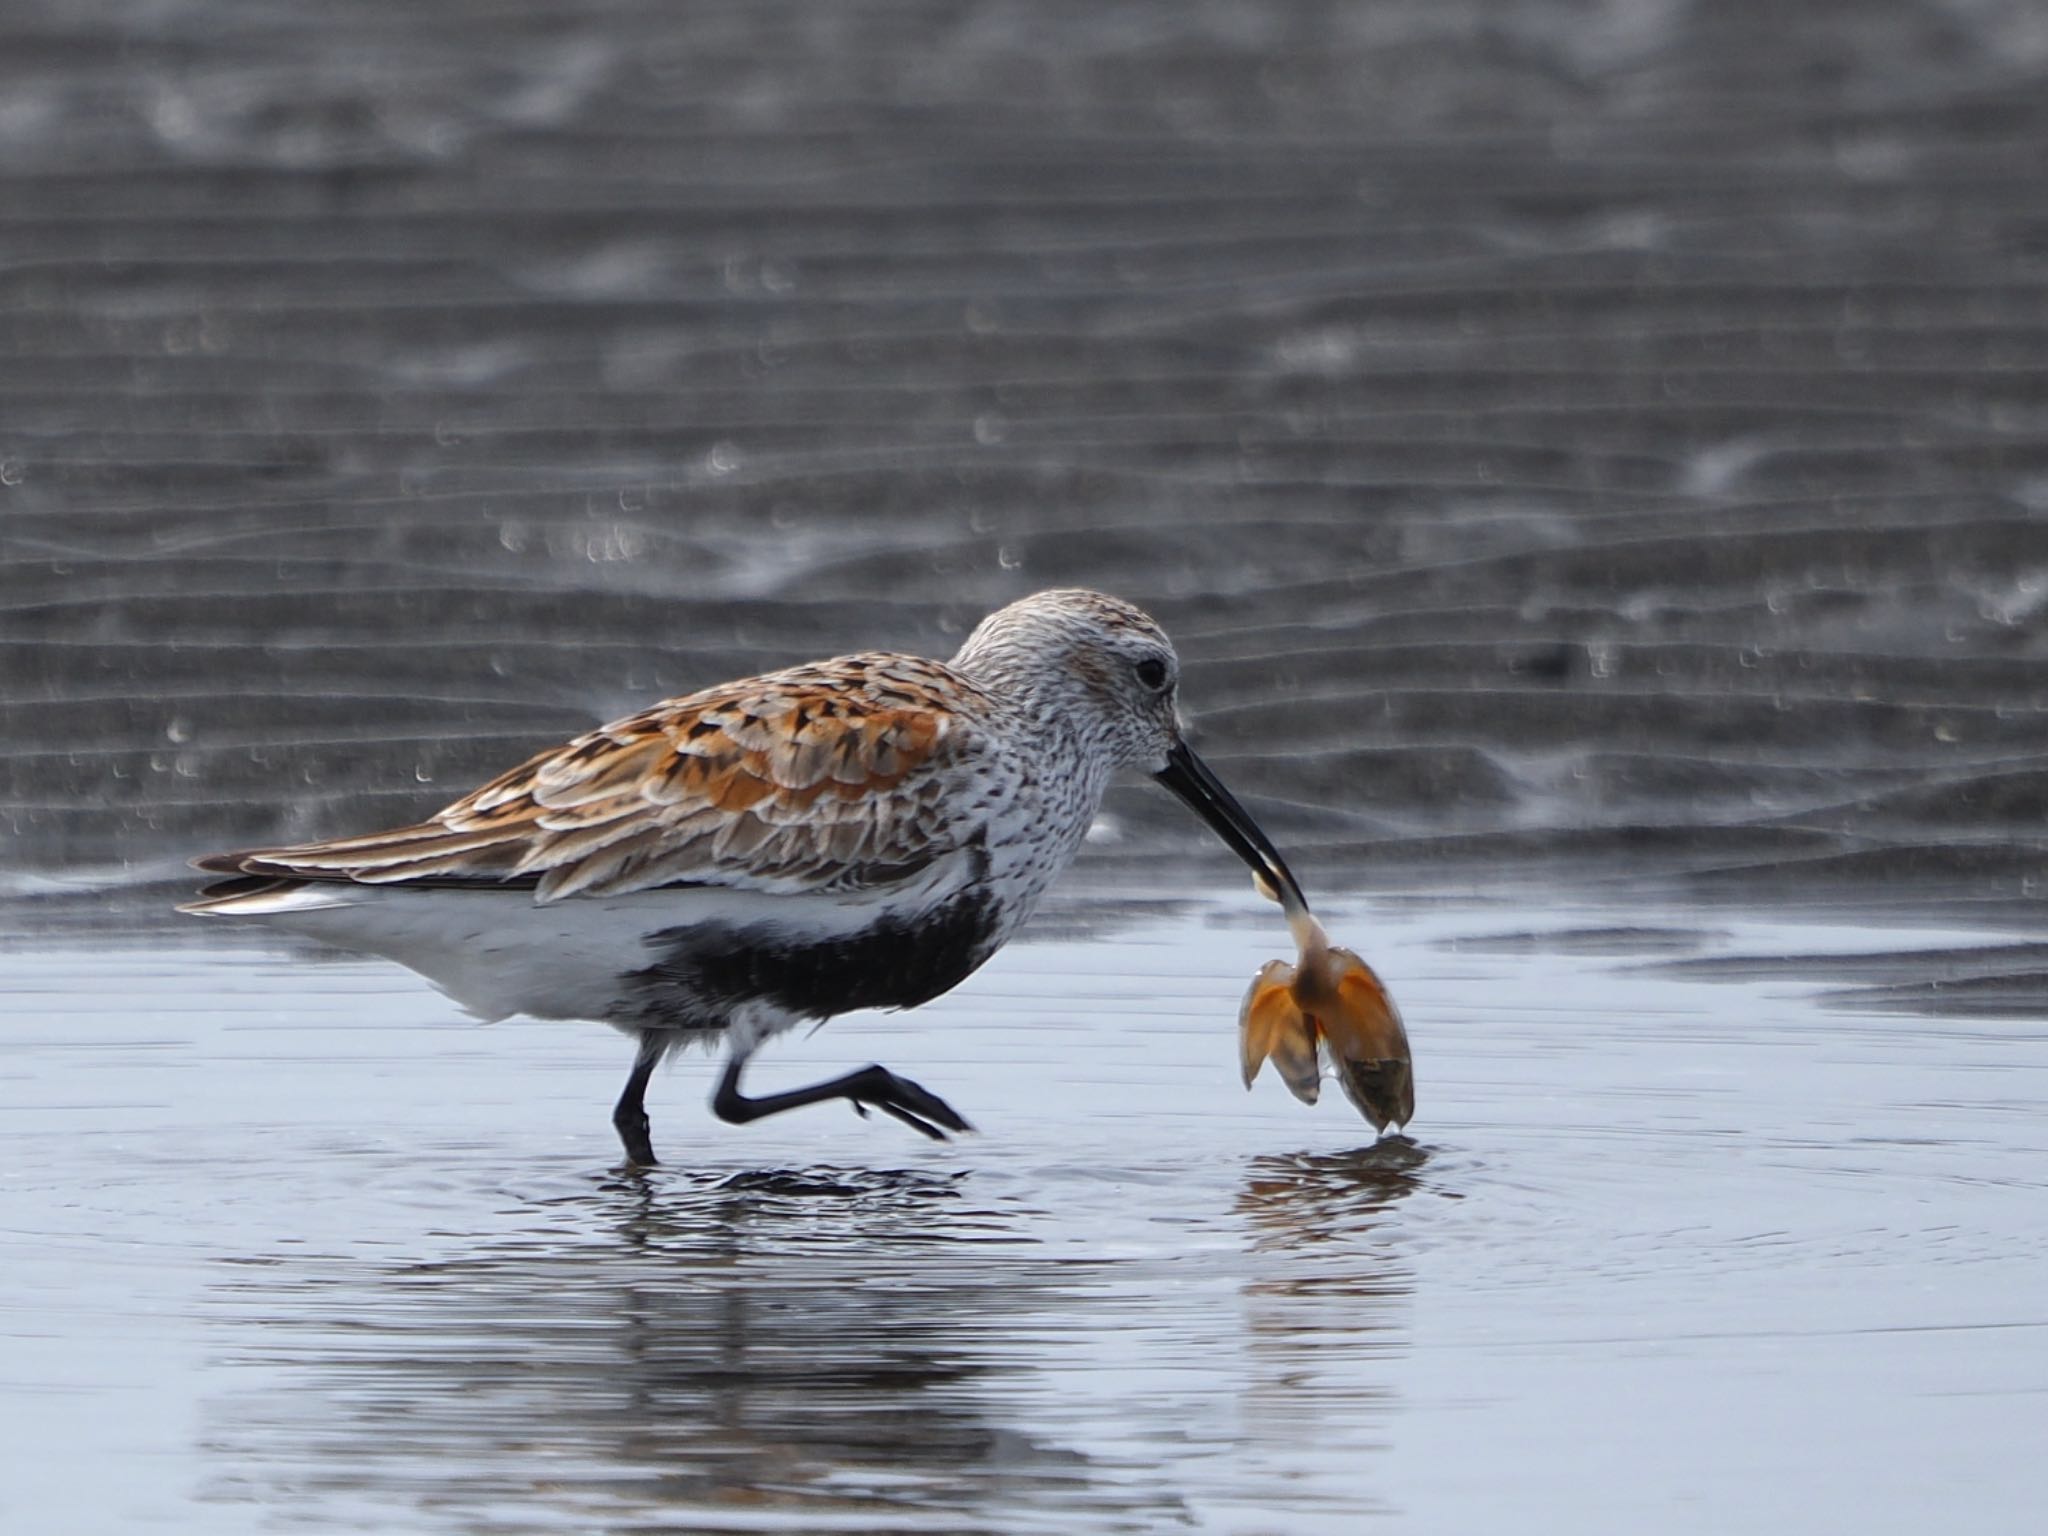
[6,891,2045,1533]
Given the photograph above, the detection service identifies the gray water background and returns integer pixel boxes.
[7,0,2048,922]
[5,2,2048,1531]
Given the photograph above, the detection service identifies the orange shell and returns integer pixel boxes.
[1238,917,1415,1131]
[1239,961,1323,1103]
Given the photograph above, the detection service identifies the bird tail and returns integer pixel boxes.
[177,875,355,917]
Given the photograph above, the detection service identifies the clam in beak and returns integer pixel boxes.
[1152,741,1307,912]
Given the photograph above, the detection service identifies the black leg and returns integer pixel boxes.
[612,1031,666,1167]
[711,1055,973,1141]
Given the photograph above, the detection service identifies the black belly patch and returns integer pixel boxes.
[623,891,1001,1030]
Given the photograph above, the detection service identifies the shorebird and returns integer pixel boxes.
[182,588,1305,1164]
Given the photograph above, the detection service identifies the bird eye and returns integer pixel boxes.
[1134,657,1170,691]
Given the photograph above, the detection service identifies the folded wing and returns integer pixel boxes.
[193,655,989,901]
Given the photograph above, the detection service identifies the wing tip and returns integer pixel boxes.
[177,875,342,916]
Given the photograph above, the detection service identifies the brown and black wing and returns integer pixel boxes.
[193,655,993,902]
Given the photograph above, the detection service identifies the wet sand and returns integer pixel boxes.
[6,893,2045,1532]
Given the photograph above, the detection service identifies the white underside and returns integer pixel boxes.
[186,881,959,1053]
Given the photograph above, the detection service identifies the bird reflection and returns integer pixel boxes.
[201,1166,1187,1531]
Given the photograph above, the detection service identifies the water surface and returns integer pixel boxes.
[6,893,2044,1532]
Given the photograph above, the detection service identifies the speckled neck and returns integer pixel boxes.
[949,616,1092,732]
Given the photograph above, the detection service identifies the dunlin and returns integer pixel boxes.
[183,588,1305,1164]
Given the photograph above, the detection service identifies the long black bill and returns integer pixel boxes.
[1153,741,1308,912]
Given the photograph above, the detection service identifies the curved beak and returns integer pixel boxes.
[1153,741,1308,912]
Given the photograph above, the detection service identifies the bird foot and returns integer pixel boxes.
[612,1106,658,1167]
[843,1064,975,1141]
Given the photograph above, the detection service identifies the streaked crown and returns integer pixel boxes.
[951,589,1182,771]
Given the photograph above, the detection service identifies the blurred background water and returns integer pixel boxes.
[5,3,2048,1532]
[7,0,2048,922]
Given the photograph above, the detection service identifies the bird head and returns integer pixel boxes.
[953,588,1305,908]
